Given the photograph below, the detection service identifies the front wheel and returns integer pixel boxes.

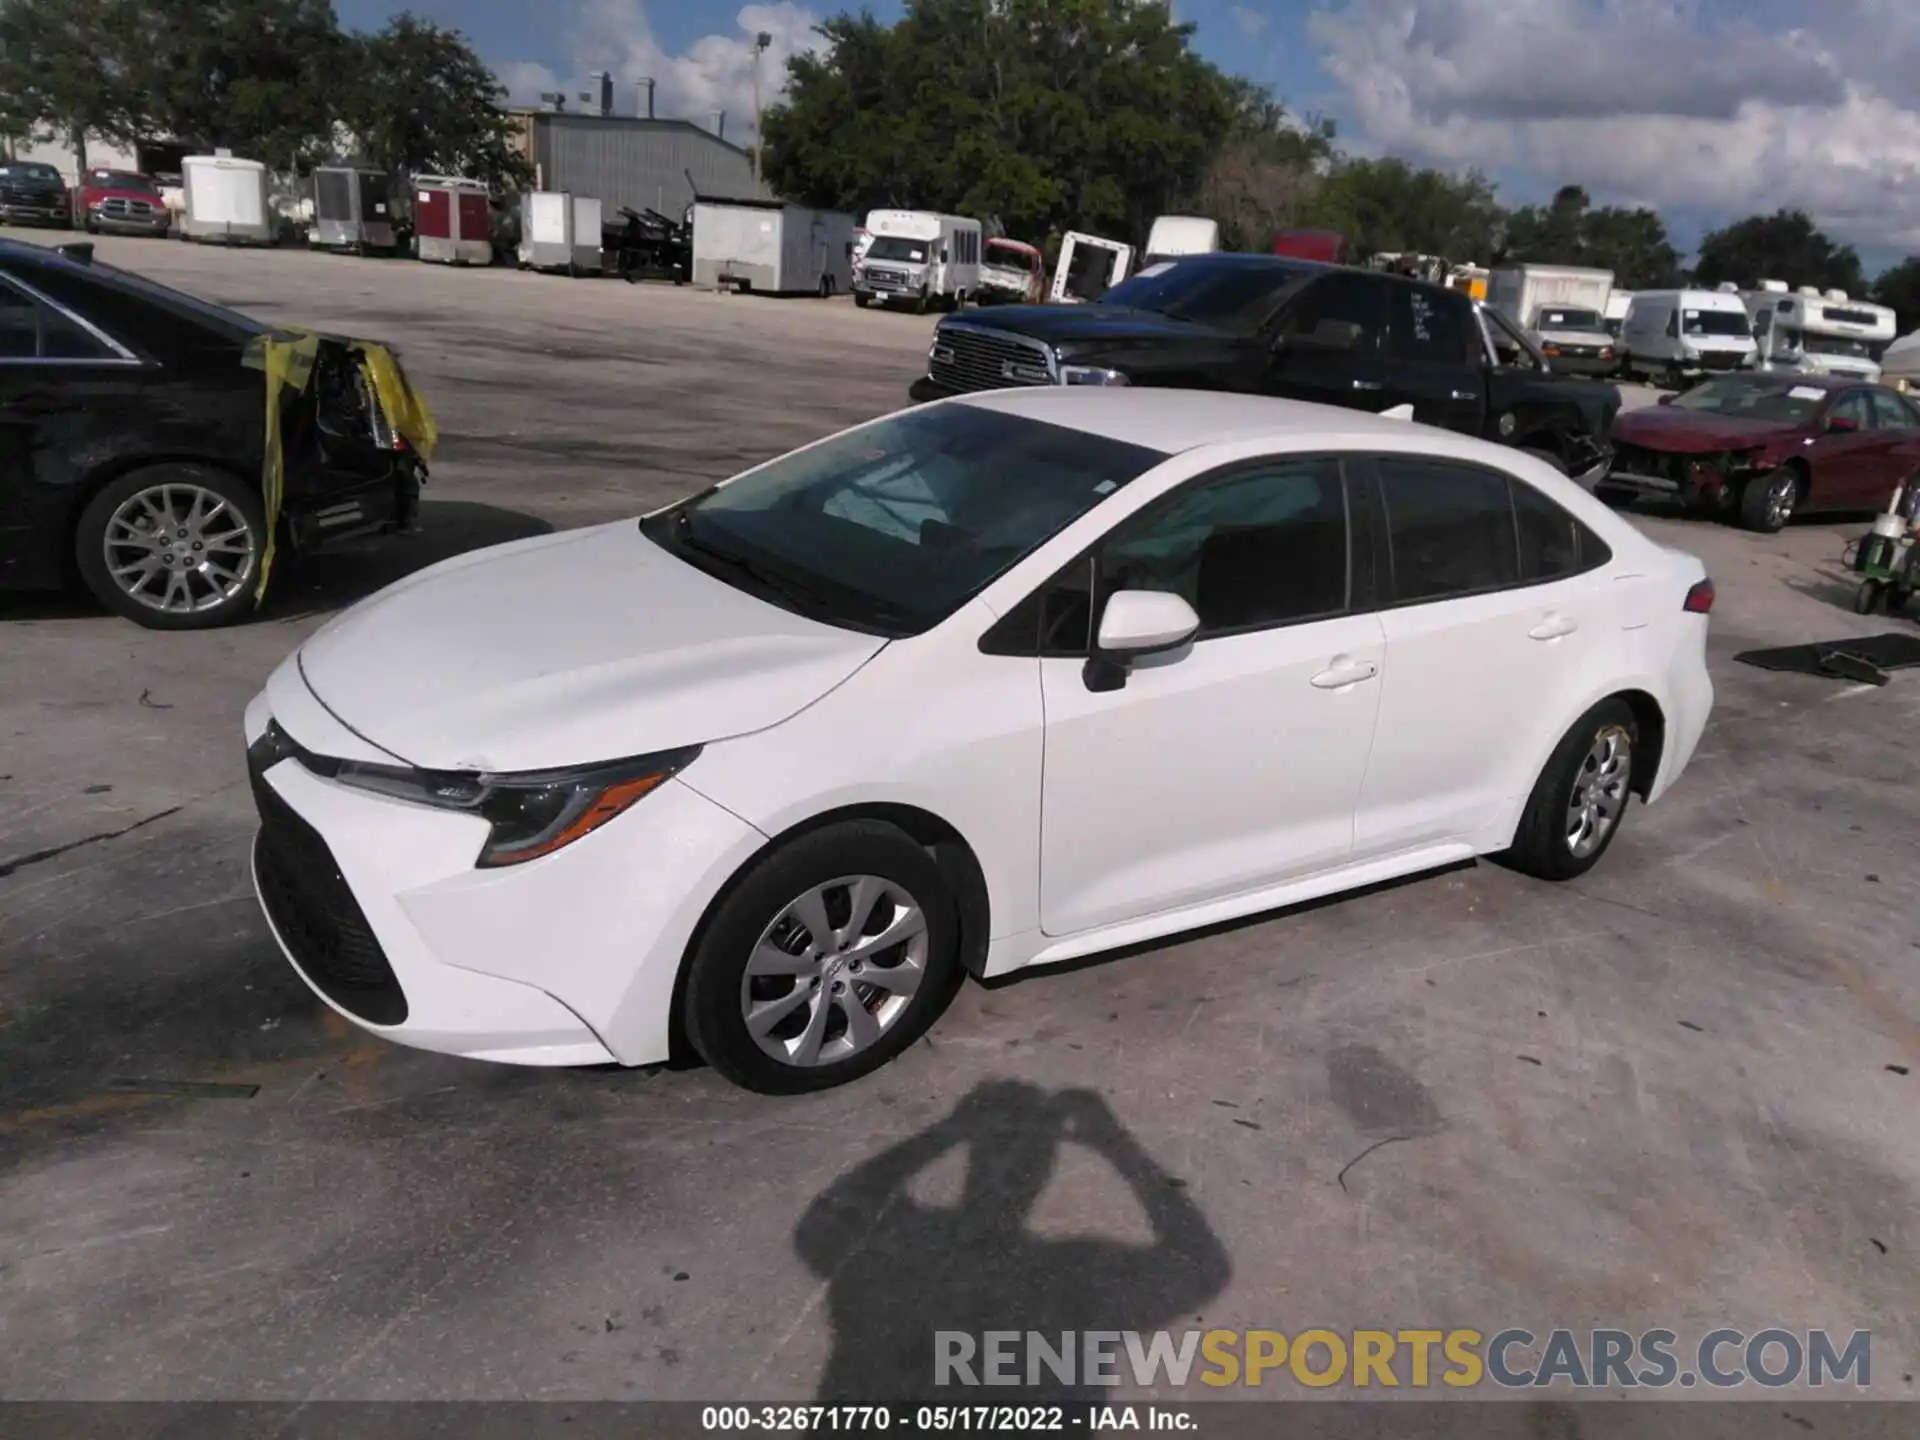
[74,464,267,629]
[853,291,871,308]
[682,820,965,1094]
[1502,698,1638,881]
[1739,466,1801,533]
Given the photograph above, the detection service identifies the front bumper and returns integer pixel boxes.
[0,202,71,226]
[284,461,423,552]
[1544,354,1618,377]
[243,679,766,1068]
[90,214,173,236]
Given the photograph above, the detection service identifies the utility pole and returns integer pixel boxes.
[751,30,772,192]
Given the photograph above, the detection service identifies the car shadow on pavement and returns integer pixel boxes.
[795,1079,1232,1403]
[260,498,555,622]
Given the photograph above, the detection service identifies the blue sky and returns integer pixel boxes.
[329,1,1920,269]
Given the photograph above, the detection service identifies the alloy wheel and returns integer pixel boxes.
[740,874,929,1067]
[1766,473,1797,528]
[1566,724,1633,858]
[102,482,259,615]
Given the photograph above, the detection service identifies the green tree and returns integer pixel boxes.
[1309,156,1505,261]
[1193,87,1337,252]
[1693,209,1867,295]
[0,0,146,166]
[340,14,530,187]
[119,0,345,167]
[1873,256,1920,335]
[1502,183,1681,288]
[762,0,1241,244]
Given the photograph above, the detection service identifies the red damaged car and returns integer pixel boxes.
[1599,373,1920,533]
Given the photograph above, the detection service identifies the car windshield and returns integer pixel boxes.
[1671,377,1824,424]
[1538,307,1605,332]
[867,236,929,263]
[643,405,1163,637]
[1682,308,1752,337]
[1,164,63,187]
[1803,333,1872,358]
[94,172,158,194]
[984,241,1032,268]
[1094,258,1315,332]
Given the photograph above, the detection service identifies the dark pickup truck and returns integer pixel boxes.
[909,253,1620,482]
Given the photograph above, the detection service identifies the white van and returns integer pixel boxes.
[853,210,982,311]
[1620,288,1756,384]
[1142,215,1219,267]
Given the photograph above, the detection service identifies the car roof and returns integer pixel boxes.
[949,386,1510,458]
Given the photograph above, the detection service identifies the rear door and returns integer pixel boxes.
[1351,456,1612,858]
[1263,272,1389,411]
[1804,389,1885,509]
[1379,278,1486,433]
[1869,389,1920,501]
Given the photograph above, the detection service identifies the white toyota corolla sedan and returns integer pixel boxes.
[245,389,1714,1093]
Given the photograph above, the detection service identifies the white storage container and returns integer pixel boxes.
[180,156,273,244]
[517,191,601,275]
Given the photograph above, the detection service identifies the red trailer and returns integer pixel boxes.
[414,176,492,265]
[1271,229,1351,264]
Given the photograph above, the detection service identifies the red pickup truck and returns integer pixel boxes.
[76,169,173,237]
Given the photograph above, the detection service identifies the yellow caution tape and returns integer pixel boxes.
[241,327,437,606]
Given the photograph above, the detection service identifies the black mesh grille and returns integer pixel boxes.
[251,759,408,1026]
[928,326,1054,393]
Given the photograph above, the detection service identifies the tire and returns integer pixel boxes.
[682,820,966,1094]
[1739,464,1802,533]
[74,464,268,630]
[1855,581,1883,615]
[853,292,871,309]
[1503,698,1640,881]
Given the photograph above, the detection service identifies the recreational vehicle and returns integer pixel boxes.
[1744,280,1896,381]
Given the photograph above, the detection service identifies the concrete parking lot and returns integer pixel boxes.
[2,234,1918,1405]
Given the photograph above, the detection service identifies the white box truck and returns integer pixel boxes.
[1142,215,1220,266]
[692,200,856,296]
[852,210,982,311]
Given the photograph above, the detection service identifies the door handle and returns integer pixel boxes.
[1351,379,1385,391]
[1529,613,1579,641]
[1310,658,1380,689]
[1450,389,1478,400]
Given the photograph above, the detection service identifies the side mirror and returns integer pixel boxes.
[1657,392,1674,406]
[1084,590,1200,692]
[1827,415,1859,433]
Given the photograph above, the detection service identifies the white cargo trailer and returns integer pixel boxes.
[692,200,856,296]
[179,155,273,245]
[518,192,602,275]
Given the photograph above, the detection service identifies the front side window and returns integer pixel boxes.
[1096,459,1349,637]
[1379,459,1520,603]
[1827,391,1874,430]
[0,277,117,361]
[1282,274,1385,354]
[1481,305,1544,370]
[1385,281,1476,365]
[645,405,1162,637]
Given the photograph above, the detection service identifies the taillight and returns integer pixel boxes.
[1683,578,1714,614]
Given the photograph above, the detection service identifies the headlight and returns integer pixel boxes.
[245,722,701,868]
[1058,365,1130,386]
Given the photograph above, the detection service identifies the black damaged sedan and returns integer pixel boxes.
[0,240,424,629]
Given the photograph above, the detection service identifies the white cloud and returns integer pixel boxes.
[1307,0,1920,256]
[1230,5,1269,38]
[496,1,826,143]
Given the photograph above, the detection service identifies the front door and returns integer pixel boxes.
[1038,456,1386,936]
[1353,456,1607,857]
[1377,277,1486,434]
[1263,272,1389,412]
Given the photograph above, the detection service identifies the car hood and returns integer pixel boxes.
[949,304,1228,346]
[86,185,162,203]
[1612,406,1796,453]
[296,521,886,774]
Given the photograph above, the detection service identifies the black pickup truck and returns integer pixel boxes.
[909,253,1620,482]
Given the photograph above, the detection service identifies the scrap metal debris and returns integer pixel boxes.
[1735,632,1920,685]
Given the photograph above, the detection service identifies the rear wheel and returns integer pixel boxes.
[74,464,266,630]
[1503,698,1639,881]
[1739,464,1802,533]
[682,821,965,1094]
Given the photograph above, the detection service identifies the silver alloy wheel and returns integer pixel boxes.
[741,874,929,1067]
[1566,723,1633,858]
[1764,471,1798,528]
[103,482,258,615]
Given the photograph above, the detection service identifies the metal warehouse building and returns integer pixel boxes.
[510,109,760,217]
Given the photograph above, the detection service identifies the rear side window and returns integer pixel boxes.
[1281,274,1384,355]
[1384,282,1477,366]
[1870,391,1919,429]
[1513,478,1611,579]
[1378,458,1518,602]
